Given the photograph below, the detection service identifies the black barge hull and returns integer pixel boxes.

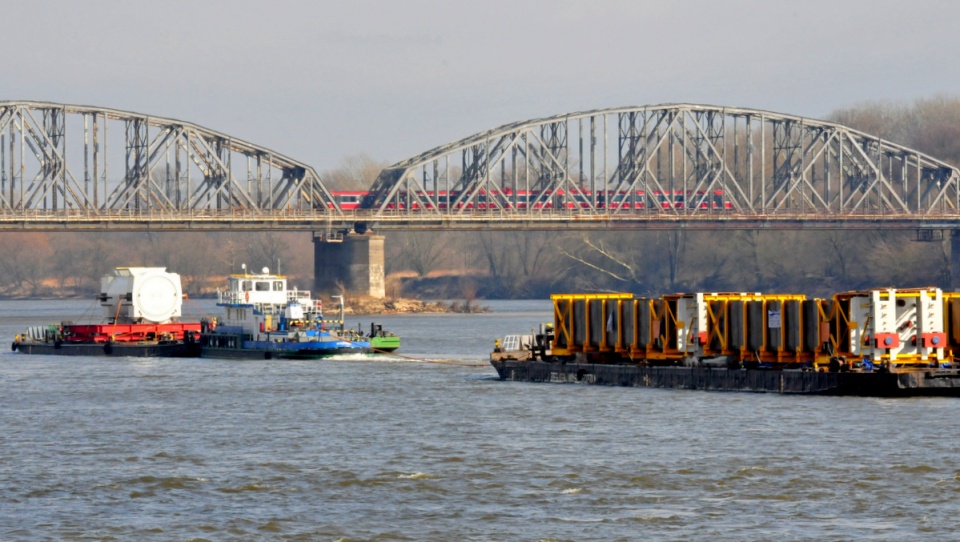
[491,360,960,397]
[13,341,200,358]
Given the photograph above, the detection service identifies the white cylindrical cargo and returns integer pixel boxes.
[100,267,183,324]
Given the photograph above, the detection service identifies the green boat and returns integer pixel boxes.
[368,323,400,353]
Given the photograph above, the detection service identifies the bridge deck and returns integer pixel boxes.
[0,210,958,231]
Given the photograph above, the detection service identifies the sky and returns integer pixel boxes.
[3,0,959,172]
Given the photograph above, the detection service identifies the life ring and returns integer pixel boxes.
[245,291,250,302]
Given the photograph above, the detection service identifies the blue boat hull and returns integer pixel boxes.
[200,332,370,360]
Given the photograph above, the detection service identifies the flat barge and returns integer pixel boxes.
[13,267,201,358]
[491,288,960,396]
[14,337,199,357]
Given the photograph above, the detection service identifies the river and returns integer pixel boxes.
[1,298,958,541]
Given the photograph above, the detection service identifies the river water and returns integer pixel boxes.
[2,298,959,541]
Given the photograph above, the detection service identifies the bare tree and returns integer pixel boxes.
[395,231,447,277]
[49,235,86,290]
[323,154,390,191]
[459,277,479,312]
[831,94,960,166]
[0,233,51,294]
[476,231,512,282]
[560,234,640,285]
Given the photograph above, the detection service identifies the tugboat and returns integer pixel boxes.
[199,265,399,360]
[367,323,401,353]
[491,323,553,363]
[12,267,201,357]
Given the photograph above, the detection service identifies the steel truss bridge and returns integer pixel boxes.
[0,100,337,231]
[1,101,959,232]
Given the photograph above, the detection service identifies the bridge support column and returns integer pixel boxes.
[313,233,385,299]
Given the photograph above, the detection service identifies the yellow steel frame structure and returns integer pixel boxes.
[830,288,948,370]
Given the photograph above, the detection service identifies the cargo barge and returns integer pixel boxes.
[13,267,201,358]
[491,288,960,396]
[13,328,200,357]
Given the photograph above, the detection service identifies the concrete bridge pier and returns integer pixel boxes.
[313,233,386,299]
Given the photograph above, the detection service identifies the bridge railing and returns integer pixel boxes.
[0,207,957,231]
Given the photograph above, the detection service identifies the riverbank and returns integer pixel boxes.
[346,296,490,315]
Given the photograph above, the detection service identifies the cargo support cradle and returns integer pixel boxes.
[549,290,960,370]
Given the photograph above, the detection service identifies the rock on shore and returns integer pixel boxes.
[344,297,490,315]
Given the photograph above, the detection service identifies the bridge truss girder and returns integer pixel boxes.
[363,104,960,220]
[0,101,341,215]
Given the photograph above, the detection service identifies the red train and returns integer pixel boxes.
[332,189,732,211]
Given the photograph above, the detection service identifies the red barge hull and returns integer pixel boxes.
[13,323,201,358]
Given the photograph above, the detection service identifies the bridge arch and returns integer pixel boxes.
[0,101,341,215]
[363,103,960,221]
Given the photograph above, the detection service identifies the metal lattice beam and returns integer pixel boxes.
[363,103,960,220]
[0,101,341,215]
[1,101,959,232]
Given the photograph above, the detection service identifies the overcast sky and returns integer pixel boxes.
[3,0,958,171]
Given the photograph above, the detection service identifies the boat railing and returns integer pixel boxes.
[255,299,324,319]
[216,286,324,318]
[287,289,312,302]
[287,289,324,314]
[299,299,324,317]
[218,289,247,305]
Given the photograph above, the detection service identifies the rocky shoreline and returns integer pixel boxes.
[344,297,490,315]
